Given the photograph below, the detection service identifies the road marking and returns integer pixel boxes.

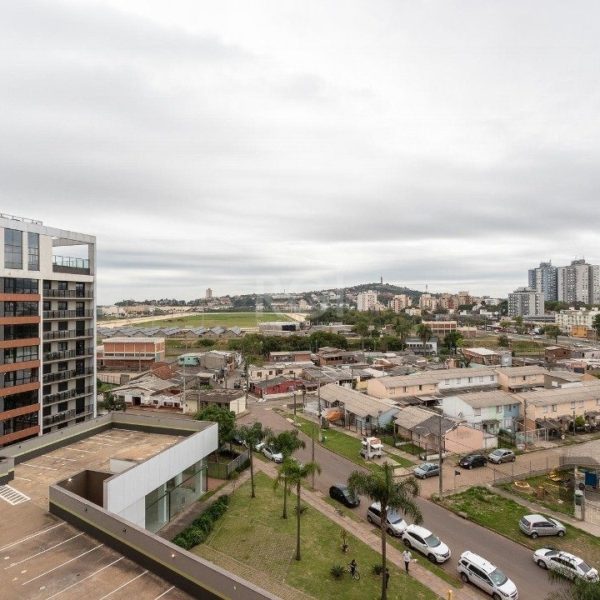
[14,476,32,482]
[153,586,175,599]
[5,533,84,569]
[0,485,30,505]
[98,570,148,599]
[0,523,65,552]
[20,463,58,471]
[45,556,124,599]
[21,544,103,585]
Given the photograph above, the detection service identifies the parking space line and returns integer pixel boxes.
[64,447,94,453]
[20,463,58,471]
[5,533,84,569]
[45,556,124,599]
[0,523,65,553]
[14,476,32,482]
[153,586,174,599]
[98,570,148,599]
[21,544,103,585]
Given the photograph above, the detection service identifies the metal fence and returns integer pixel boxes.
[207,449,250,479]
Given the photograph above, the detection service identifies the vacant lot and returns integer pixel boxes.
[498,473,574,516]
[130,312,293,329]
[442,487,600,567]
[193,473,437,600]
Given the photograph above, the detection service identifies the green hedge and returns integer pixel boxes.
[172,495,230,550]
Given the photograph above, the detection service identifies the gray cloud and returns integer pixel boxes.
[1,0,599,303]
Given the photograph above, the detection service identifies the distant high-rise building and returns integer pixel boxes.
[206,288,212,300]
[357,290,378,311]
[528,261,558,302]
[390,294,411,313]
[1,215,96,448]
[508,287,544,317]
[557,260,600,305]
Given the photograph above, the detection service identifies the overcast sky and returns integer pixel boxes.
[2,1,599,303]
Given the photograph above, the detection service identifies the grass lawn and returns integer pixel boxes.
[193,473,437,600]
[130,312,293,329]
[441,487,600,567]
[497,473,574,517]
[290,414,406,474]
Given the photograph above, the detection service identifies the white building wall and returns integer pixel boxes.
[437,374,498,393]
[104,424,218,528]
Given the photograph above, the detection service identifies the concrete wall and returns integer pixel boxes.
[104,422,218,527]
[60,470,111,506]
[49,483,278,600]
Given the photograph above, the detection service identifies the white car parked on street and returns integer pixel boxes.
[458,551,518,599]
[533,548,599,582]
[401,525,451,563]
[262,445,283,463]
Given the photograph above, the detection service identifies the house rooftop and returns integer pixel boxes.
[447,389,516,408]
[320,383,397,418]
[495,365,548,377]
[376,367,496,388]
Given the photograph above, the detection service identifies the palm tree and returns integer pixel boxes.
[416,323,433,352]
[348,464,422,600]
[236,422,271,499]
[275,459,320,561]
[393,318,412,350]
[268,430,306,518]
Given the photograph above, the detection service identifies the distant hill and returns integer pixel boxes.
[344,282,423,300]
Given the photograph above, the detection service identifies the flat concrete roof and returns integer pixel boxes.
[0,429,192,600]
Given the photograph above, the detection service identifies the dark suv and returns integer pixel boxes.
[459,454,487,470]
[329,484,360,508]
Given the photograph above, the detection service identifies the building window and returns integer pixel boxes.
[552,404,557,412]
[28,232,39,271]
[4,228,23,269]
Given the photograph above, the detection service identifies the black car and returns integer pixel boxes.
[459,454,487,469]
[329,484,360,508]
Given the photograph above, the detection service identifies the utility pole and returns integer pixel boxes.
[438,413,443,499]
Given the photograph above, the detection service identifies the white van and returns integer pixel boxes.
[457,551,518,599]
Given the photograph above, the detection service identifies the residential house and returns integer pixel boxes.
[318,383,398,435]
[545,346,571,363]
[405,338,438,355]
[269,350,312,363]
[495,366,547,392]
[367,367,498,400]
[250,377,301,398]
[394,405,494,454]
[462,347,502,366]
[315,347,364,367]
[112,375,181,409]
[441,390,520,434]
[183,389,246,416]
[249,362,312,382]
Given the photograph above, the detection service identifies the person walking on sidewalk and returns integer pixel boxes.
[385,567,390,589]
[403,549,412,573]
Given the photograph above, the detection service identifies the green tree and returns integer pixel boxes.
[195,405,236,459]
[544,325,561,343]
[235,422,271,499]
[98,390,127,412]
[393,317,412,350]
[353,319,370,350]
[443,331,463,354]
[347,464,422,600]
[497,334,510,348]
[268,430,306,519]
[416,323,433,351]
[275,459,321,561]
[593,314,600,340]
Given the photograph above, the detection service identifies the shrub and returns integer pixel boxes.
[172,494,230,549]
[372,563,384,575]
[330,565,345,580]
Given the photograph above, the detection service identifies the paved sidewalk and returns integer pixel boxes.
[257,460,482,600]
[490,484,600,537]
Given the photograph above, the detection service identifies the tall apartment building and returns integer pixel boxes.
[419,293,438,311]
[508,287,544,317]
[205,287,212,300]
[528,261,558,301]
[0,214,96,448]
[557,260,600,305]
[357,290,378,311]
[390,294,411,312]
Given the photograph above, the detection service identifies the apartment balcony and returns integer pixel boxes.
[43,348,94,362]
[43,309,94,320]
[43,288,94,299]
[42,385,94,406]
[42,404,94,427]
[43,367,94,384]
[43,328,94,341]
[52,255,91,275]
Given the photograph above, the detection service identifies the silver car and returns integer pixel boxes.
[519,514,566,539]
[487,448,516,464]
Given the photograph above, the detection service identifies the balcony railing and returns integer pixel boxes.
[52,256,90,275]
[43,367,94,383]
[43,289,93,298]
[43,404,94,426]
[44,328,94,341]
[43,348,94,361]
[43,309,94,319]
[2,375,39,388]
[42,385,94,405]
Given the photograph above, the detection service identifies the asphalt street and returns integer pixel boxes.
[241,400,558,599]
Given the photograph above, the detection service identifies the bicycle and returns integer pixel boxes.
[346,564,360,580]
